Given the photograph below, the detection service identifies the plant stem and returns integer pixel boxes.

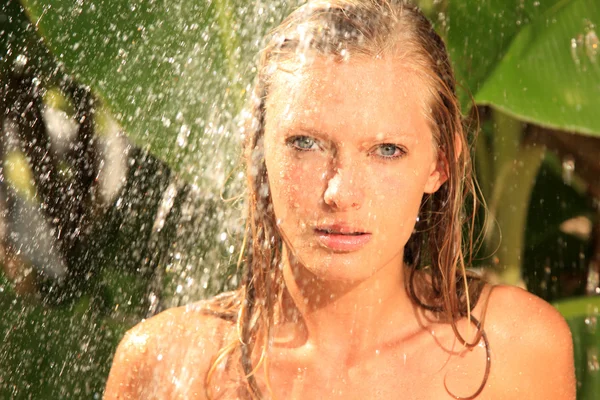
[486,109,545,286]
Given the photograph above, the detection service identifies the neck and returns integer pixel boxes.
[275,247,419,359]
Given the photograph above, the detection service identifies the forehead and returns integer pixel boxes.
[265,56,434,140]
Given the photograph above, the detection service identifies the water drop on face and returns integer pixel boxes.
[340,48,350,61]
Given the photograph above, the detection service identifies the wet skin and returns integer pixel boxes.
[104,56,576,399]
[264,56,444,285]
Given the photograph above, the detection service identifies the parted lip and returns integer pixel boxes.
[314,223,369,235]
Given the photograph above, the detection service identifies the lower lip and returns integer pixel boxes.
[315,231,372,252]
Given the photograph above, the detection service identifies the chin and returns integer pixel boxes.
[293,250,381,284]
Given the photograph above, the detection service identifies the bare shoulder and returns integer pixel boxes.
[104,299,236,400]
[478,284,576,399]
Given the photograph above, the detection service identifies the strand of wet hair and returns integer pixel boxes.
[407,266,491,399]
[443,315,491,400]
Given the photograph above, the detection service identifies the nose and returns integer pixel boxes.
[323,168,365,211]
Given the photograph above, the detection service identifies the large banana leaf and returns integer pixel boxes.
[20,0,298,173]
[447,0,600,136]
[554,296,600,399]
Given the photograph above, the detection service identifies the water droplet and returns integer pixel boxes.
[177,124,190,147]
[13,54,28,73]
[587,347,599,372]
[586,304,598,334]
[544,266,552,274]
[570,35,583,66]
[152,182,179,232]
[562,155,575,184]
[585,30,598,62]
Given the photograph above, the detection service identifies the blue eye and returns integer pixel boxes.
[374,143,405,159]
[288,135,318,151]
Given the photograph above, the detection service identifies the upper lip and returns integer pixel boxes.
[314,223,369,235]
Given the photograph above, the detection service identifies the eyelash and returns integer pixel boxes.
[286,135,319,151]
[285,135,406,160]
[371,143,407,160]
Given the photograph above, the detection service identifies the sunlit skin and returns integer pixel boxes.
[264,56,443,285]
[104,55,576,400]
[263,55,446,360]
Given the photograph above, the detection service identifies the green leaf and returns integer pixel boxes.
[0,276,127,398]
[448,0,600,136]
[554,295,600,319]
[19,0,297,173]
[554,296,600,398]
[0,0,55,77]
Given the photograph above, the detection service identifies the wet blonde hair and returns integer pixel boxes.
[206,1,488,399]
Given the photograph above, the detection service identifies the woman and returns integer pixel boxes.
[105,1,575,399]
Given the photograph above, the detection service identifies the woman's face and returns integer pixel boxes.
[264,56,446,283]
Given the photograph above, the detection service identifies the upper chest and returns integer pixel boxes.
[151,325,495,400]
[257,334,491,400]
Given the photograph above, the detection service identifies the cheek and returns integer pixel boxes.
[266,154,328,221]
[372,166,430,226]
[375,167,423,201]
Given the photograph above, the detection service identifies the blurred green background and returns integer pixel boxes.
[0,0,599,398]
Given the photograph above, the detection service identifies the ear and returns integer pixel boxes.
[424,150,449,194]
[424,133,462,194]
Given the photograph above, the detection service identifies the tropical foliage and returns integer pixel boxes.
[0,0,598,397]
